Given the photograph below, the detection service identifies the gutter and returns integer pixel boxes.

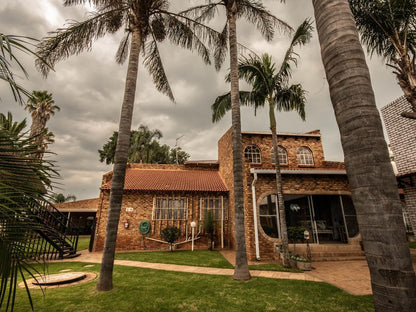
[251,172,261,260]
[250,168,347,175]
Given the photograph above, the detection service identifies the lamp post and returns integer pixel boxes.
[191,221,196,251]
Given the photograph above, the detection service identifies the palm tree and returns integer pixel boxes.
[312,0,416,310]
[0,34,39,104]
[25,90,59,159]
[212,20,313,267]
[348,0,416,119]
[1,113,58,311]
[36,0,218,291]
[52,193,77,203]
[182,0,291,281]
[129,125,162,163]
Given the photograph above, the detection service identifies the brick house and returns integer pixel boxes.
[93,128,361,261]
[381,96,416,238]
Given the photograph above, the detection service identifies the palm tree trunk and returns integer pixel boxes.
[312,0,416,310]
[29,114,46,159]
[269,104,290,267]
[227,0,251,281]
[96,29,142,291]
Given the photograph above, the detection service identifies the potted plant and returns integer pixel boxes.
[288,226,306,254]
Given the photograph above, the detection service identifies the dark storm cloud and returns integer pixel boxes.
[1,0,405,199]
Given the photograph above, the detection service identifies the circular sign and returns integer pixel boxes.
[139,220,151,234]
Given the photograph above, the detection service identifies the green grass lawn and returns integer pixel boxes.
[76,237,91,251]
[115,250,234,269]
[248,263,302,273]
[10,262,374,312]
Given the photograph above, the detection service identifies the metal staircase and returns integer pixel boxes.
[24,200,79,260]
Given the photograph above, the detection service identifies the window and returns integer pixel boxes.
[271,146,288,165]
[259,194,280,238]
[244,145,261,164]
[200,197,228,221]
[297,146,314,165]
[153,197,188,220]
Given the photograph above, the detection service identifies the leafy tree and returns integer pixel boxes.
[0,112,58,312]
[212,19,313,267]
[52,193,77,203]
[312,0,416,310]
[349,0,416,119]
[25,90,59,159]
[98,126,190,164]
[182,0,290,281]
[37,0,217,291]
[161,226,181,252]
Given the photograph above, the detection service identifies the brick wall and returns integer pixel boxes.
[93,190,229,251]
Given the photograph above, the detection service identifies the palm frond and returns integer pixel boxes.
[211,90,258,122]
[237,0,292,41]
[115,33,130,64]
[179,2,221,23]
[36,7,126,76]
[214,23,228,71]
[274,84,307,120]
[143,38,174,101]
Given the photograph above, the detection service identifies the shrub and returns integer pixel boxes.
[161,227,181,252]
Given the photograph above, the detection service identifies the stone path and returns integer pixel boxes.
[58,249,416,296]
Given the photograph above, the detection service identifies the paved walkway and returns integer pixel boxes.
[60,249,416,296]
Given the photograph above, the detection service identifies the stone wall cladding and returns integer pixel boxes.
[381,96,416,235]
[94,190,229,251]
[381,96,416,176]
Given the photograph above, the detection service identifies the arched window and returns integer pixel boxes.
[271,146,288,165]
[244,145,261,164]
[259,194,280,238]
[297,146,314,165]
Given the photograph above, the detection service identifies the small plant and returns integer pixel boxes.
[287,226,306,254]
[290,255,310,263]
[161,226,181,252]
[203,211,215,250]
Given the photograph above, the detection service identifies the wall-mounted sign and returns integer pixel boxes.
[126,207,134,212]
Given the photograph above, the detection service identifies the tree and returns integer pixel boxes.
[203,210,215,250]
[212,20,313,267]
[349,0,416,119]
[52,193,77,203]
[37,0,217,291]
[182,0,290,281]
[0,112,58,312]
[24,90,59,159]
[312,0,416,310]
[98,126,190,164]
[0,34,39,104]
[161,226,181,252]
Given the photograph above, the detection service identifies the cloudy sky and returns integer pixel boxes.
[1,0,403,200]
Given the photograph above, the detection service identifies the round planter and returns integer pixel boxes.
[296,261,311,271]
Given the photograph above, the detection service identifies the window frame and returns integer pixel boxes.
[152,197,188,220]
[271,145,288,165]
[200,196,228,221]
[297,146,314,166]
[244,144,262,164]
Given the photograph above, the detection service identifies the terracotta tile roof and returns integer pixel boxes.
[101,169,228,192]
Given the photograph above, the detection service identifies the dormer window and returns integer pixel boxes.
[244,145,261,164]
[297,146,314,165]
[271,146,288,165]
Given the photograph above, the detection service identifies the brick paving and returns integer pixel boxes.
[60,249,416,296]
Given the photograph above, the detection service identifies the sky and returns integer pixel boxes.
[1,0,404,200]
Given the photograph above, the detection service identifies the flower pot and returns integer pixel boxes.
[296,260,311,271]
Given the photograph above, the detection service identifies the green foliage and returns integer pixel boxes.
[52,193,76,203]
[0,112,58,311]
[203,211,215,250]
[161,227,181,252]
[287,226,306,243]
[98,125,190,165]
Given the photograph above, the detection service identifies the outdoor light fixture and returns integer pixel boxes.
[304,230,310,240]
[191,221,197,251]
[124,221,129,229]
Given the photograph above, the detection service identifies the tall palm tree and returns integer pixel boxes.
[129,125,162,163]
[212,19,313,267]
[36,0,218,291]
[348,0,416,119]
[182,0,291,281]
[312,0,416,310]
[25,90,59,159]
